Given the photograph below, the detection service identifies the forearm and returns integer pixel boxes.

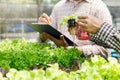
[81,45,110,58]
[90,22,120,53]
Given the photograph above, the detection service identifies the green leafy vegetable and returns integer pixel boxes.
[0,39,84,71]
[3,56,120,80]
[59,14,77,26]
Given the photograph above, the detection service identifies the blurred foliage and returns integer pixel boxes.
[0,0,36,4]
[43,0,60,4]
[0,0,60,4]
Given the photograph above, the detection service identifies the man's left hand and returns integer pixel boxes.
[39,32,68,47]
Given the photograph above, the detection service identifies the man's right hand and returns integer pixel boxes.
[77,15,103,34]
[38,13,51,24]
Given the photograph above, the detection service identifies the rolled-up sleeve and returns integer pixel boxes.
[91,22,120,53]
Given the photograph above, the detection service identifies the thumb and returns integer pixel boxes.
[60,35,65,41]
[50,16,52,21]
[60,35,68,47]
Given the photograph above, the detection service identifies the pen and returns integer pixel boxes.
[48,19,51,24]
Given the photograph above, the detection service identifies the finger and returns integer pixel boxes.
[60,35,68,47]
[77,22,88,32]
[60,35,65,41]
[39,18,49,23]
[78,15,88,19]
[77,22,86,28]
[49,16,52,22]
[77,19,87,23]
[41,13,50,21]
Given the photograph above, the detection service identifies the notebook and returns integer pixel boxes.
[29,23,77,46]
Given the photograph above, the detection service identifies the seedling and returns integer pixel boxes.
[60,14,77,27]
[60,14,78,35]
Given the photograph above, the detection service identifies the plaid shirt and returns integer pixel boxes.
[91,22,120,53]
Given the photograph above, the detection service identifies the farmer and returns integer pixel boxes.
[38,0,112,58]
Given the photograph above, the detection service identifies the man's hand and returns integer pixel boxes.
[38,13,51,24]
[56,35,69,47]
[39,32,68,47]
[77,15,103,34]
[39,32,48,42]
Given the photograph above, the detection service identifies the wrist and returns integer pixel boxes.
[94,22,104,34]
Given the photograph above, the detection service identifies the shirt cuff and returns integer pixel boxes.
[90,22,115,47]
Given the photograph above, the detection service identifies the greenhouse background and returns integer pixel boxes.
[0,0,120,41]
[0,0,120,79]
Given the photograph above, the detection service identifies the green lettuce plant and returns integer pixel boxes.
[59,14,77,27]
